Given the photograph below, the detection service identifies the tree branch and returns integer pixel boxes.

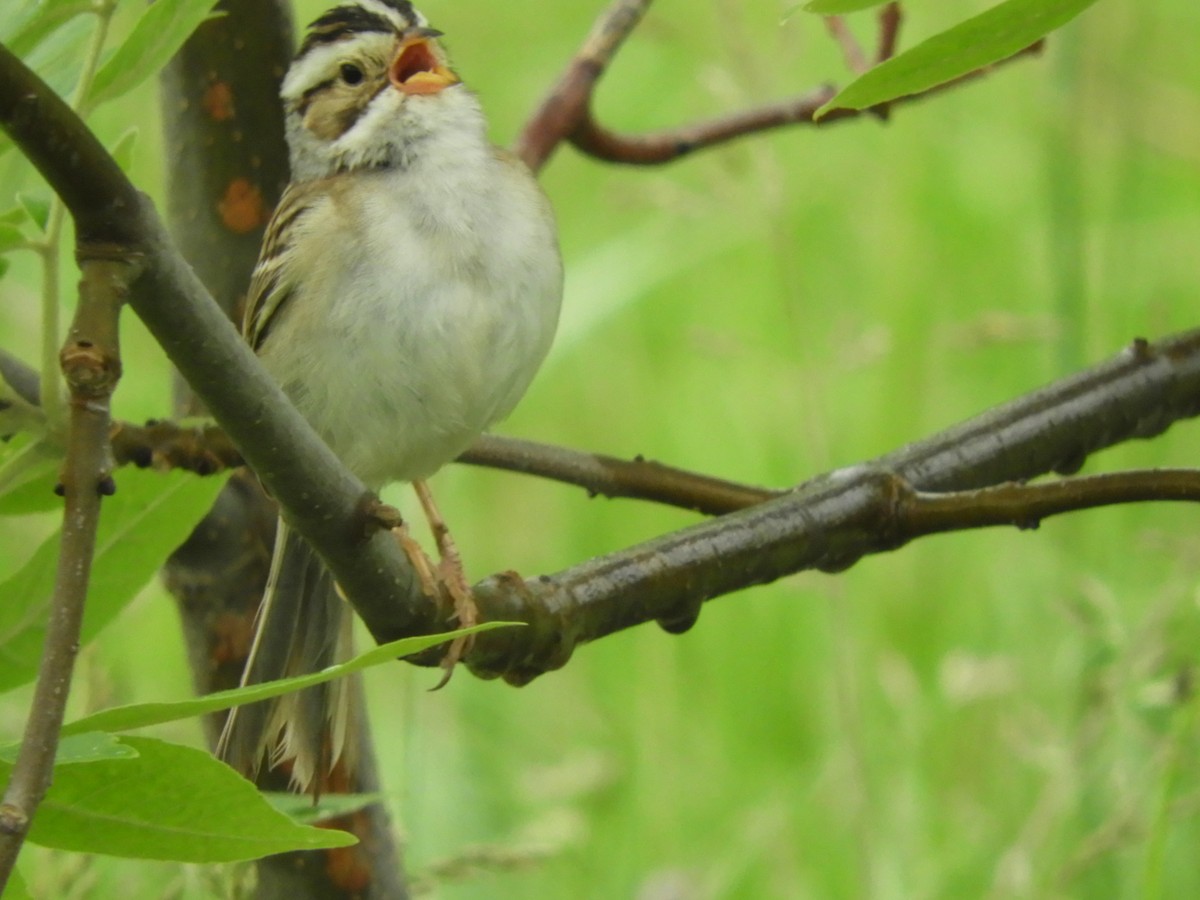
[464,332,1200,684]
[103,419,780,516]
[0,253,135,891]
[2,21,1197,700]
[515,0,652,172]
[899,470,1200,534]
[518,0,1041,170]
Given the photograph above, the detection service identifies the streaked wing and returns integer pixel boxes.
[243,180,325,350]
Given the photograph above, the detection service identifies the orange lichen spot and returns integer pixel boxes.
[218,178,267,234]
[202,80,235,121]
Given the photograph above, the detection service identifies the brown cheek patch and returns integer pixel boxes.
[304,81,386,141]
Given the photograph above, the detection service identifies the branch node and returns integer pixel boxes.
[0,806,27,837]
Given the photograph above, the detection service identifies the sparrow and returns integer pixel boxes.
[217,0,563,791]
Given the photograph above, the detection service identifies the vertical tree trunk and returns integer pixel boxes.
[158,3,408,896]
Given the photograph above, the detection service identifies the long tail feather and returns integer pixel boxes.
[217,519,359,792]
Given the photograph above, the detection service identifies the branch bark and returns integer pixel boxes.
[0,253,135,891]
[5,37,1200,691]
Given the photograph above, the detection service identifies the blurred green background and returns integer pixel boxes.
[3,0,1200,897]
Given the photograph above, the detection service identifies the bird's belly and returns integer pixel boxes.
[259,243,553,489]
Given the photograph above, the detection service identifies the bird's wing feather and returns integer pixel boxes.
[243,180,326,349]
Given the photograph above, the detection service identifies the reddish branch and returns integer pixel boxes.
[104,417,778,516]
[518,0,1040,170]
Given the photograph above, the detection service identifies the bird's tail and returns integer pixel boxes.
[217,519,360,793]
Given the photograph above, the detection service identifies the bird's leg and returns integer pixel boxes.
[412,479,477,687]
[360,495,444,605]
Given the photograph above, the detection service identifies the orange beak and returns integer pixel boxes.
[389,29,458,95]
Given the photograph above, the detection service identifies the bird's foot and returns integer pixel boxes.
[360,495,405,536]
[413,479,478,689]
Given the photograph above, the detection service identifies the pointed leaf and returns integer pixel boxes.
[108,127,139,173]
[0,0,92,57]
[817,0,1098,116]
[0,436,61,516]
[86,0,224,109]
[0,732,138,766]
[15,194,49,233]
[265,791,385,825]
[21,737,356,861]
[0,469,230,691]
[62,622,516,736]
[0,865,31,900]
[0,223,27,255]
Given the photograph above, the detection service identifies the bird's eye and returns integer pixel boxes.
[340,63,364,85]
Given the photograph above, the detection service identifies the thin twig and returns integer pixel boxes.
[569,41,1043,165]
[876,3,902,63]
[525,0,1034,168]
[7,340,779,516]
[514,0,653,173]
[899,470,1200,534]
[824,16,869,75]
[0,253,135,891]
[460,434,778,515]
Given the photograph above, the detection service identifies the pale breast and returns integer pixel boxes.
[257,157,561,489]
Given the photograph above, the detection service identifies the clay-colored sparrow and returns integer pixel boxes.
[218,0,562,790]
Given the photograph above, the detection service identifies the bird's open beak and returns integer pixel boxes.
[389,28,458,95]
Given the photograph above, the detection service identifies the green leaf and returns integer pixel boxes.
[19,13,93,107]
[0,865,31,900]
[108,127,139,173]
[805,0,890,12]
[0,223,27,255]
[15,193,50,233]
[0,731,138,766]
[63,622,516,736]
[0,0,93,57]
[0,469,230,691]
[265,791,385,825]
[86,0,225,109]
[0,436,60,516]
[20,737,357,861]
[816,0,1098,117]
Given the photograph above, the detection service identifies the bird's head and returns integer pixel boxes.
[281,1,482,181]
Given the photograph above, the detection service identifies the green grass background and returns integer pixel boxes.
[3,0,1200,897]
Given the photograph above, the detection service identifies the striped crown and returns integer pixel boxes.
[298,1,427,58]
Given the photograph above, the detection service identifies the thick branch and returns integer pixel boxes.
[464,332,1200,684]
[0,254,133,890]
